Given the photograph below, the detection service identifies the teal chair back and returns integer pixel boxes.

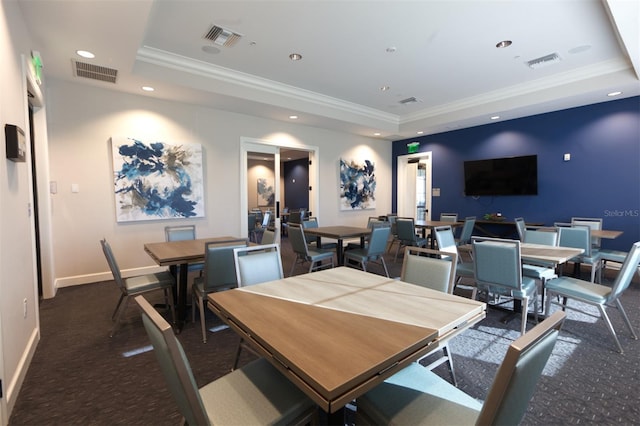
[473,237,522,291]
[233,244,284,286]
[434,225,459,259]
[165,225,196,242]
[136,296,209,426]
[571,217,603,248]
[558,226,592,257]
[457,216,476,245]
[476,311,566,425]
[366,225,391,257]
[514,217,526,241]
[401,247,457,294]
[524,229,558,246]
[609,242,640,302]
[288,224,310,257]
[100,238,124,288]
[261,228,277,245]
[440,213,458,222]
[396,218,418,243]
[302,217,318,244]
[203,241,247,292]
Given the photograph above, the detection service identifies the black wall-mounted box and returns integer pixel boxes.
[5,124,26,162]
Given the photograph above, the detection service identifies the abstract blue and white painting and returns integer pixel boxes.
[257,177,275,207]
[340,158,376,210]
[111,137,205,222]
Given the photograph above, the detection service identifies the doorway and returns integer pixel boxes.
[240,137,319,239]
[397,152,432,219]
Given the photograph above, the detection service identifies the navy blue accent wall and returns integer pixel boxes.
[392,97,640,251]
[284,158,309,210]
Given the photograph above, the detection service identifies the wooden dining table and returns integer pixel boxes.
[207,267,486,415]
[303,225,371,265]
[144,236,247,330]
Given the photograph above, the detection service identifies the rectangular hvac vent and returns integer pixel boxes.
[527,53,561,69]
[73,60,118,83]
[203,25,242,47]
[399,97,421,105]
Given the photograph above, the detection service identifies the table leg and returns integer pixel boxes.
[430,228,436,248]
[176,262,189,332]
[336,238,344,266]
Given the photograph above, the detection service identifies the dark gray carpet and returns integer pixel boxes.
[9,237,640,425]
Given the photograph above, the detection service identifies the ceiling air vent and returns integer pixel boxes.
[72,60,118,83]
[203,25,243,47]
[399,97,422,105]
[526,53,561,69]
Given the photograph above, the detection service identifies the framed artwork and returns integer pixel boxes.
[111,137,205,222]
[257,177,275,206]
[340,158,376,210]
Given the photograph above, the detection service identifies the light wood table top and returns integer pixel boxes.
[535,227,623,239]
[303,225,371,240]
[208,267,486,413]
[459,242,584,265]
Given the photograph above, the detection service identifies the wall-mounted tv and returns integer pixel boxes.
[463,155,538,196]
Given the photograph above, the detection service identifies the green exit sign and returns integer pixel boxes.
[407,142,420,154]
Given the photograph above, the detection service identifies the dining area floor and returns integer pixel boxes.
[9,235,640,425]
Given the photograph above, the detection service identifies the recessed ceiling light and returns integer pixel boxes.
[76,50,95,59]
[373,132,381,136]
[417,131,424,135]
[496,40,512,49]
[490,115,500,120]
[289,53,302,61]
[607,91,622,97]
[141,86,155,92]
[289,115,298,119]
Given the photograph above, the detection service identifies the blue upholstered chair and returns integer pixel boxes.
[545,241,640,353]
[259,227,278,245]
[455,216,476,246]
[514,217,526,241]
[192,240,248,343]
[302,217,337,249]
[557,225,603,283]
[100,238,175,337]
[522,229,559,309]
[472,236,538,336]
[400,246,459,385]
[394,217,428,262]
[344,225,391,277]
[165,225,204,275]
[434,225,475,296]
[356,311,566,425]
[288,223,334,276]
[231,243,285,369]
[439,212,458,222]
[571,217,603,248]
[135,295,316,426]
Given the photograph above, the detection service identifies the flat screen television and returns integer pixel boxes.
[463,155,538,196]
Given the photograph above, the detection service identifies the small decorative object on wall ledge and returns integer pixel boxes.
[111,137,205,222]
[257,177,275,206]
[340,158,376,210]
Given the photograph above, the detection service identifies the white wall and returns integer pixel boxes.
[45,80,392,289]
[0,1,40,421]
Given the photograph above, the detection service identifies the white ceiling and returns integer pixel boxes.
[18,0,640,140]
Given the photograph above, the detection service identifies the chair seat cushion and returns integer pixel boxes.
[307,249,334,262]
[358,363,481,425]
[455,262,475,278]
[523,264,557,281]
[124,271,174,293]
[200,358,315,425]
[479,277,536,299]
[544,276,610,304]
[599,249,627,263]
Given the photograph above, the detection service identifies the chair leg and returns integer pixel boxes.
[112,294,125,321]
[166,288,176,325]
[198,296,207,343]
[615,299,638,340]
[520,296,528,336]
[110,295,130,337]
[380,257,389,278]
[289,257,299,277]
[443,344,457,387]
[598,304,624,353]
[232,339,243,371]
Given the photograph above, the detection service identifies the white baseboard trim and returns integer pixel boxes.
[55,265,169,288]
[6,327,39,417]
